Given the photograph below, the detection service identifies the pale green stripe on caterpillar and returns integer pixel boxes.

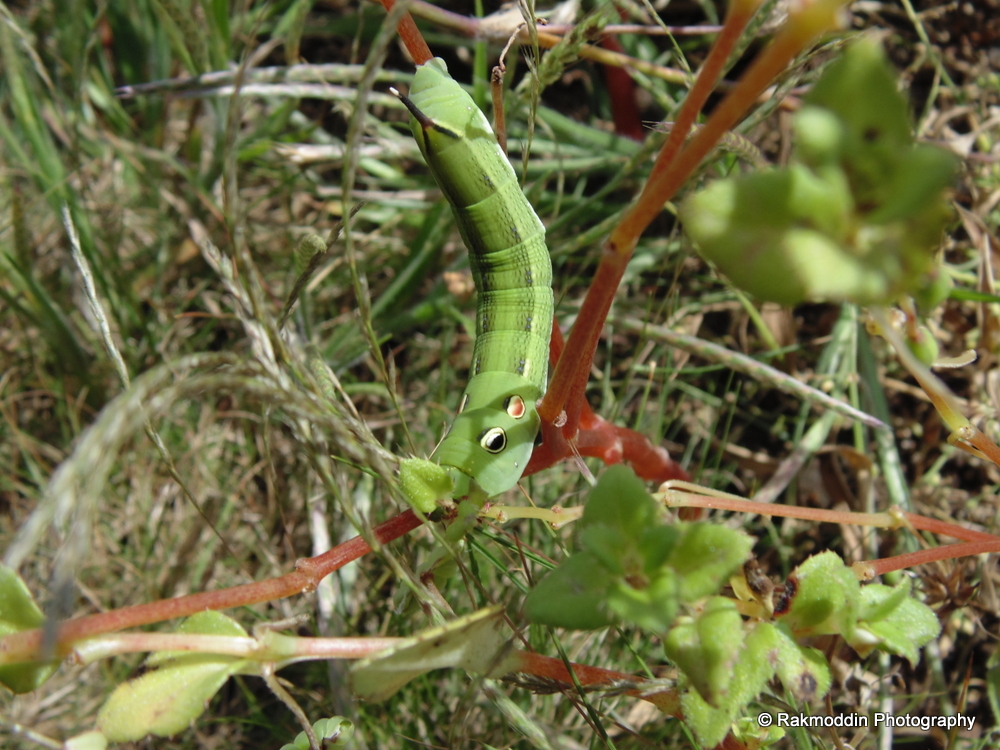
[394,58,553,507]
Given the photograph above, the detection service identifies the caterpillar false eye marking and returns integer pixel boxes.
[479,427,507,454]
[504,395,526,419]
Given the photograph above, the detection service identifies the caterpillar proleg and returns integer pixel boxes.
[396,58,553,503]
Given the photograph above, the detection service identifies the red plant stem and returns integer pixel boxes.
[516,650,680,715]
[903,511,999,542]
[600,10,644,142]
[0,510,423,666]
[667,490,1000,544]
[866,540,1000,576]
[380,0,433,65]
[519,649,637,686]
[539,0,758,435]
[524,324,573,476]
[967,429,1000,467]
[525,325,688,481]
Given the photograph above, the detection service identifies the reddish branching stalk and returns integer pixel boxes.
[663,483,1000,575]
[0,511,423,666]
[538,0,765,436]
[521,1,761,482]
[532,0,852,483]
[525,324,689,482]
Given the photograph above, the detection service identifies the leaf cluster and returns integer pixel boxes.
[682,38,958,307]
[525,465,753,631]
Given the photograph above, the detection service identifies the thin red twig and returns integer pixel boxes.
[0,511,423,665]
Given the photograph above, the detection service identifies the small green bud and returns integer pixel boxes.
[906,325,939,366]
[793,106,844,166]
[914,269,953,313]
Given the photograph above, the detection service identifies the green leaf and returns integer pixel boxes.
[314,717,354,748]
[850,580,940,663]
[867,143,959,225]
[858,576,913,622]
[806,38,911,134]
[605,571,679,633]
[0,564,58,693]
[669,524,753,602]
[792,106,844,167]
[732,716,785,748]
[280,717,355,750]
[526,467,751,632]
[578,525,631,576]
[680,622,780,748]
[770,623,831,702]
[638,526,683,572]
[580,464,661,536]
[681,166,893,306]
[350,607,519,701]
[97,612,251,742]
[98,655,249,741]
[803,37,915,212]
[524,552,616,630]
[663,597,744,706]
[0,564,46,633]
[775,551,860,640]
[681,38,957,308]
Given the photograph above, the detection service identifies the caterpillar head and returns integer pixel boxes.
[434,372,542,499]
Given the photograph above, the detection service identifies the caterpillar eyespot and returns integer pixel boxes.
[479,427,507,454]
[504,395,526,419]
[399,57,553,500]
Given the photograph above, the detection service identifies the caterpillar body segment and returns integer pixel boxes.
[399,57,554,501]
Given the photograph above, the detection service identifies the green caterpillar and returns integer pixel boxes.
[395,58,553,509]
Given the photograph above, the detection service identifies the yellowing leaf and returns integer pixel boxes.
[351,606,518,701]
[97,611,251,742]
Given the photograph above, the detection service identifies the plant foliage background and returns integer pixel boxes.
[1,0,998,747]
